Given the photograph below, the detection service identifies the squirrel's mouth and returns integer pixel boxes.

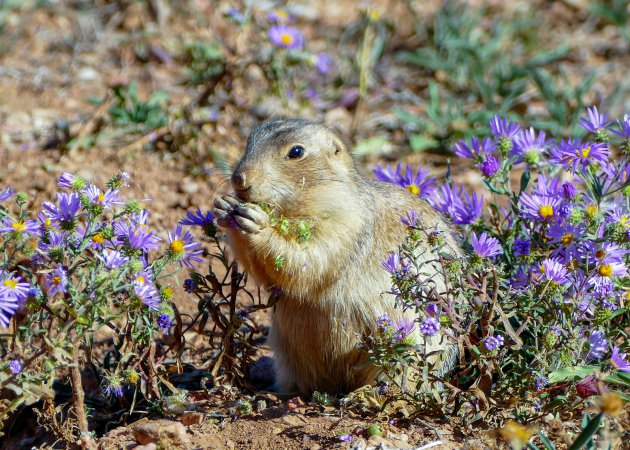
[235,186,252,201]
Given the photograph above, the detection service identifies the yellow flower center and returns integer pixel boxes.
[11,221,25,233]
[51,276,62,285]
[44,218,51,227]
[621,215,630,226]
[97,192,105,203]
[406,185,420,196]
[280,33,293,45]
[170,240,185,254]
[598,264,613,277]
[586,204,598,216]
[539,205,554,219]
[577,146,591,159]
[92,233,105,244]
[162,286,173,299]
[3,279,17,290]
[276,10,288,20]
[539,265,545,273]
[561,234,573,245]
[135,275,146,285]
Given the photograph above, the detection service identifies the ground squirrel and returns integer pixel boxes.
[213,119,460,396]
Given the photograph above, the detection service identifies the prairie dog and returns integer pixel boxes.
[213,119,459,396]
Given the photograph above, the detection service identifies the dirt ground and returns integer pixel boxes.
[1,0,629,448]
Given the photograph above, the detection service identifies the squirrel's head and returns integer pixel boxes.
[231,119,357,214]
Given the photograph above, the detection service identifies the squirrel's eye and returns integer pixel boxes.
[287,145,305,159]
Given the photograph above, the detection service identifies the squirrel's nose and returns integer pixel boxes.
[231,171,249,190]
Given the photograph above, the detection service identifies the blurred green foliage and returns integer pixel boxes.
[394,0,621,152]
[109,82,169,131]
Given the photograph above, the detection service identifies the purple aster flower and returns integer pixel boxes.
[592,261,627,282]
[115,212,160,253]
[399,166,436,198]
[0,188,13,203]
[478,155,500,177]
[103,376,124,398]
[183,278,198,293]
[376,313,392,330]
[373,162,402,184]
[561,182,578,199]
[579,106,611,133]
[535,258,570,285]
[454,137,495,159]
[547,223,583,258]
[484,335,504,351]
[98,249,129,270]
[226,7,245,23]
[425,304,439,317]
[338,434,352,442]
[489,115,521,140]
[518,192,561,221]
[420,317,440,336]
[132,269,152,287]
[0,287,19,328]
[471,232,502,258]
[57,172,85,191]
[157,314,174,333]
[611,114,630,139]
[511,127,550,166]
[38,230,67,258]
[513,237,531,257]
[314,52,333,75]
[0,272,30,301]
[382,252,402,274]
[8,359,22,375]
[45,266,68,297]
[134,284,160,310]
[43,193,82,226]
[610,346,630,372]
[268,25,304,50]
[429,183,483,225]
[267,9,291,23]
[535,377,548,391]
[393,318,415,341]
[401,209,421,228]
[180,208,215,227]
[549,139,609,173]
[0,218,39,236]
[84,184,124,208]
[167,225,204,267]
[589,242,629,264]
[585,330,607,360]
[532,175,563,198]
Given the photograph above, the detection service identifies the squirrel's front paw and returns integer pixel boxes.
[233,203,269,235]
[213,195,240,228]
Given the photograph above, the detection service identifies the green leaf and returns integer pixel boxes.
[352,135,391,157]
[567,412,603,450]
[519,171,531,194]
[547,365,598,383]
[409,134,439,152]
[537,431,556,450]
[606,370,630,386]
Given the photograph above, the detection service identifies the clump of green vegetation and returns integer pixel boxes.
[109,81,169,131]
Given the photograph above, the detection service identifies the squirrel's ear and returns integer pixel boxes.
[331,134,349,156]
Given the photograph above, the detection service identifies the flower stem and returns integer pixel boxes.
[69,329,93,448]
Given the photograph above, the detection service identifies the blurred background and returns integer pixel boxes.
[0,0,629,227]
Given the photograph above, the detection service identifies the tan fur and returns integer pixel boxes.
[214,119,460,396]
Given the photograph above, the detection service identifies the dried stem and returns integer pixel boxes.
[69,329,93,449]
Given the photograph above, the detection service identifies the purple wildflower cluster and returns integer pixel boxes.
[375,108,630,400]
[0,172,212,336]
